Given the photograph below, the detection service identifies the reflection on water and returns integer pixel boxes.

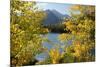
[35,33,72,61]
[35,52,49,61]
[42,33,61,50]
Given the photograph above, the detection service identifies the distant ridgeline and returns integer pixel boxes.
[42,10,70,33]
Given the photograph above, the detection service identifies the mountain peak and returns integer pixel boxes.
[43,9,70,25]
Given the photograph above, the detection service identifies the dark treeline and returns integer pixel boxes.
[42,23,68,33]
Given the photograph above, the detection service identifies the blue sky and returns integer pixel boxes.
[36,2,74,15]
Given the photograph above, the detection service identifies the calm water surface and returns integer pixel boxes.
[35,33,72,61]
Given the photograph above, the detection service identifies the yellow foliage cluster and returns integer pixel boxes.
[58,5,95,62]
[49,48,61,64]
[10,0,47,66]
[58,33,68,42]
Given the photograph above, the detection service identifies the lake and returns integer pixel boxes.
[35,33,72,61]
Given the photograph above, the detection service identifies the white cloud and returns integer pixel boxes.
[37,3,48,6]
[36,2,48,9]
